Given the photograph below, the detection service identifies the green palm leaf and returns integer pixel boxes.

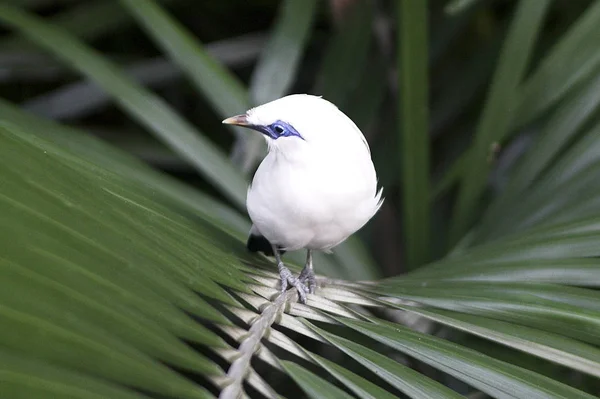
[3,1,600,398]
[1,119,599,397]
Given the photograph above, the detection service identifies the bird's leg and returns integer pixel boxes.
[272,244,308,303]
[298,250,316,294]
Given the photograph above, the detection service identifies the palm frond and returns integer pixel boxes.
[2,1,600,398]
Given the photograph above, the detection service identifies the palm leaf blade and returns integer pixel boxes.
[397,0,431,268]
[0,4,248,208]
[310,325,463,399]
[281,361,354,399]
[341,319,596,399]
[450,0,550,241]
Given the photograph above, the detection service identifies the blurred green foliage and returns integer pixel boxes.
[2,0,600,397]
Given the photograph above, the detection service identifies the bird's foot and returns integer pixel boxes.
[279,265,309,304]
[298,267,316,294]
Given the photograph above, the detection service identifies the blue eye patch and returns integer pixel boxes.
[250,120,303,140]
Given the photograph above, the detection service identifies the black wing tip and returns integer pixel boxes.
[247,234,285,257]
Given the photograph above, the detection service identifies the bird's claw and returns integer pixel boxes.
[279,265,309,303]
[289,277,308,304]
[298,269,316,294]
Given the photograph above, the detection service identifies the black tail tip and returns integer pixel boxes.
[247,234,285,257]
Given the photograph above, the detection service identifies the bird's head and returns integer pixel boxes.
[222,94,369,154]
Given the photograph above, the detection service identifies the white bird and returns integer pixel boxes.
[223,94,383,303]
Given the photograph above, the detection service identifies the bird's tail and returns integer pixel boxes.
[247,225,286,257]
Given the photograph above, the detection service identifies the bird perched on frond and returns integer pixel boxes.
[223,94,383,303]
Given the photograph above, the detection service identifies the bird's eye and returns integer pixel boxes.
[266,121,303,140]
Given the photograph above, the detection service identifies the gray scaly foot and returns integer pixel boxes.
[298,267,316,294]
[298,249,316,294]
[278,264,309,303]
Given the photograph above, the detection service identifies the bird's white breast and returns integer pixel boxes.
[247,144,381,251]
